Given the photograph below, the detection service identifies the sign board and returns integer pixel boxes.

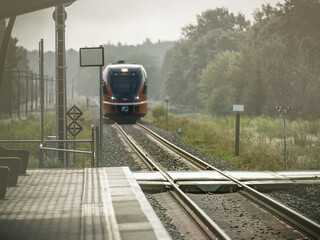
[67,105,83,121]
[67,105,83,137]
[67,121,83,137]
[80,47,104,67]
[233,104,244,112]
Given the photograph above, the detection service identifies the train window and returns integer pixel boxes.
[110,75,141,99]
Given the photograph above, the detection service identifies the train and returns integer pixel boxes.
[102,61,147,122]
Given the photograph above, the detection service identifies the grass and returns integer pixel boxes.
[145,109,320,171]
[0,99,93,169]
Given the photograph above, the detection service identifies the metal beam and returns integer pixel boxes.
[0,16,16,115]
[0,0,76,19]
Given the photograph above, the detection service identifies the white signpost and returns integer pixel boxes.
[233,104,244,112]
[233,104,244,156]
[80,47,104,167]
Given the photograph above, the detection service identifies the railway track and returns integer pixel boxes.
[114,122,229,239]
[112,121,320,239]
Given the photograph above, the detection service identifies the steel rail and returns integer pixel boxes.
[137,122,320,239]
[40,145,92,155]
[0,139,92,143]
[114,122,231,240]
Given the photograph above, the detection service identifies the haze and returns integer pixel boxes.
[11,0,281,51]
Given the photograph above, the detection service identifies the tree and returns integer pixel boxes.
[199,51,241,115]
[0,19,29,116]
[164,8,249,109]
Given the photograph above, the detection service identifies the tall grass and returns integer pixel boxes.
[0,100,93,168]
[145,111,320,171]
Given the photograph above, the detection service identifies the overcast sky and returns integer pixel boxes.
[11,0,282,51]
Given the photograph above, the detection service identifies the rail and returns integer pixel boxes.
[137,122,320,239]
[114,122,231,240]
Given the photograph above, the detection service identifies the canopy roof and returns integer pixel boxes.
[0,0,75,19]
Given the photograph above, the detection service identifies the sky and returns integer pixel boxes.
[11,0,282,51]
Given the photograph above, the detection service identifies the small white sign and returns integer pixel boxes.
[80,47,104,67]
[233,104,244,112]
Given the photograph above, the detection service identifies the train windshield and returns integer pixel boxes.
[109,73,140,99]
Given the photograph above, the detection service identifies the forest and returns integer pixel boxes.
[1,0,320,118]
[26,39,174,101]
[164,0,320,118]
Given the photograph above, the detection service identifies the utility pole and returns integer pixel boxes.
[53,5,67,163]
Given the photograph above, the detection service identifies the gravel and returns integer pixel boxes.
[138,120,238,171]
[188,192,306,239]
[145,193,184,240]
[121,124,191,171]
[101,122,145,171]
[99,116,320,234]
[267,184,320,224]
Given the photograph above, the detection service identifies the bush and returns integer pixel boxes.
[152,105,166,118]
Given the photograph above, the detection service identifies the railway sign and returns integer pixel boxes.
[67,121,83,137]
[67,105,83,121]
[80,47,104,67]
[67,105,83,137]
[233,104,244,112]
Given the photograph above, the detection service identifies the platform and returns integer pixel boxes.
[0,167,170,240]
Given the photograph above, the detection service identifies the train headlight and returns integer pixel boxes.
[111,96,116,100]
[135,96,140,100]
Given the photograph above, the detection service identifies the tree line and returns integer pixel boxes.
[163,0,320,118]
[27,39,174,101]
[0,19,29,116]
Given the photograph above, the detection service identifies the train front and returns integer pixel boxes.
[102,62,147,122]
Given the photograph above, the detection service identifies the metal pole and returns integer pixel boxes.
[8,69,12,118]
[165,95,170,125]
[17,69,20,120]
[235,112,240,156]
[99,65,103,167]
[166,101,168,124]
[45,76,48,109]
[91,124,95,168]
[0,16,16,101]
[35,74,38,111]
[39,39,45,168]
[31,72,34,113]
[54,5,67,164]
[95,126,99,168]
[283,113,287,170]
[25,71,29,116]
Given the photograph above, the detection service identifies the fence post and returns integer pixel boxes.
[35,74,38,111]
[91,124,95,168]
[31,72,34,113]
[95,126,99,168]
[8,69,12,118]
[17,69,21,120]
[25,71,29,116]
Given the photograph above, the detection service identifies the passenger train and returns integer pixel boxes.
[102,61,147,122]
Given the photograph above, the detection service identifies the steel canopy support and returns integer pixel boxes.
[54,5,67,163]
[0,16,16,111]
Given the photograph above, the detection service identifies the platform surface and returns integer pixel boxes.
[0,167,170,240]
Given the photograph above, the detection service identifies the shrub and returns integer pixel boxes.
[152,105,166,118]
